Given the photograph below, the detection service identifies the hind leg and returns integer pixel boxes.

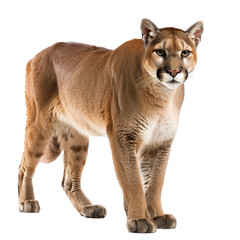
[18,122,52,212]
[61,128,106,218]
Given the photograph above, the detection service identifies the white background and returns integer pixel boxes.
[1,0,240,239]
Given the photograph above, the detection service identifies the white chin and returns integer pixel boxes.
[161,80,182,90]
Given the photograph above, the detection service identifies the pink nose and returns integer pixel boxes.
[166,69,181,77]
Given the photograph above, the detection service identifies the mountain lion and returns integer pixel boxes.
[18,18,203,233]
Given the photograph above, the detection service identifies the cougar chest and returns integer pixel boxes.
[142,107,179,147]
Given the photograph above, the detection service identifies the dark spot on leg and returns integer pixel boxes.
[62,133,68,141]
[52,136,60,149]
[100,110,105,119]
[35,152,43,158]
[70,134,75,139]
[75,156,81,162]
[126,134,135,141]
[83,145,88,152]
[70,145,82,152]
[27,150,34,158]
[49,136,61,157]
[38,133,45,141]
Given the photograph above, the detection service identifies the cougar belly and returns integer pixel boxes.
[57,112,107,137]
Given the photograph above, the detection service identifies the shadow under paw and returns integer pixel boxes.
[81,205,107,218]
[153,214,177,229]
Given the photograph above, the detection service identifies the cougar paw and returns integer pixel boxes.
[81,205,107,218]
[153,214,177,229]
[127,219,157,233]
[19,200,40,213]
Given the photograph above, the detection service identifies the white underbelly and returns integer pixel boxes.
[57,113,107,137]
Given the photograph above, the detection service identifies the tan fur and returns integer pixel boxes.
[18,19,203,233]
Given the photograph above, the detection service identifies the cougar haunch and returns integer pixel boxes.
[18,19,203,233]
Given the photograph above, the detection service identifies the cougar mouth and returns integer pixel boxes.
[167,79,179,84]
[157,70,180,83]
[157,68,188,87]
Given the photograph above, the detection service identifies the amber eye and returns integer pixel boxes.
[181,50,191,58]
[154,49,166,57]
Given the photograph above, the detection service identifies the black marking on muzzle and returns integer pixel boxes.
[184,70,189,81]
[157,68,189,83]
[156,68,162,80]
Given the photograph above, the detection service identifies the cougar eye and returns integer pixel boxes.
[181,50,191,58]
[154,49,166,57]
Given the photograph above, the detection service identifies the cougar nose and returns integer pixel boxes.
[166,68,181,77]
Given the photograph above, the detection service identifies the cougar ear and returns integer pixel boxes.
[141,18,159,46]
[186,21,204,47]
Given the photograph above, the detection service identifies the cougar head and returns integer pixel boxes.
[141,18,203,90]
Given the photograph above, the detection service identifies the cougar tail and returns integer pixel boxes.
[41,136,62,163]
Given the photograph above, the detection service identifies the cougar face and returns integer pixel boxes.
[142,22,202,90]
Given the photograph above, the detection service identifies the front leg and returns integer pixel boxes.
[108,130,157,233]
[140,141,177,229]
